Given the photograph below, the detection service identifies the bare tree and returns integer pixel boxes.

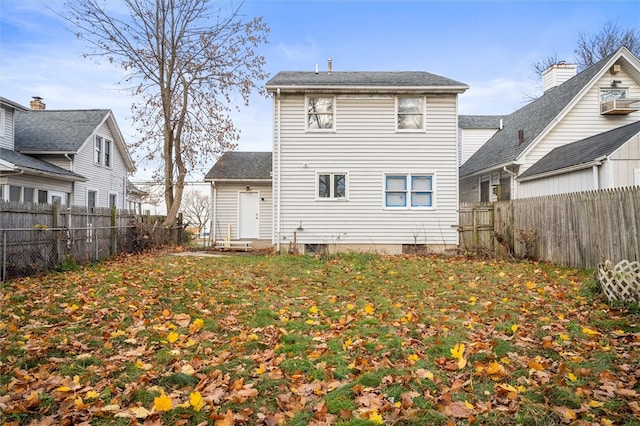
[181,190,211,236]
[575,21,640,71]
[64,0,269,227]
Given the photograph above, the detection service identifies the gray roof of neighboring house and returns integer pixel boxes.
[519,120,640,180]
[14,109,110,152]
[266,71,467,90]
[205,151,272,180]
[0,97,28,111]
[0,148,86,179]
[459,49,619,177]
[459,115,504,129]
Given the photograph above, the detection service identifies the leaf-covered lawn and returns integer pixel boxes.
[1,251,639,425]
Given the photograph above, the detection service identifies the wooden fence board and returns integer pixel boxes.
[458,187,640,269]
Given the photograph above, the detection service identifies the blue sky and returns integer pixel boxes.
[1,0,639,179]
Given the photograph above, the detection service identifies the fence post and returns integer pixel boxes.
[2,230,6,282]
[111,208,117,256]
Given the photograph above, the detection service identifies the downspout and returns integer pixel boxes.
[276,88,282,254]
[502,166,517,199]
[593,156,606,190]
[212,183,217,245]
[64,153,74,205]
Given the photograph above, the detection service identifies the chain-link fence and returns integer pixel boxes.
[1,201,180,281]
[2,225,133,281]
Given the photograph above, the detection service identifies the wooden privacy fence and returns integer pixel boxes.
[459,186,640,269]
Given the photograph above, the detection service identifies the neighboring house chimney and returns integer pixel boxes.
[30,96,46,110]
[541,62,577,93]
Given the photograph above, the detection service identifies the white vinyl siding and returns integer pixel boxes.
[0,105,13,150]
[458,128,499,166]
[213,183,272,241]
[74,120,129,208]
[274,93,459,247]
[519,168,595,198]
[521,68,640,177]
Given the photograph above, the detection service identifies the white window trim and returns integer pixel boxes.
[305,95,336,132]
[0,107,5,137]
[316,171,349,201]
[104,139,112,168]
[95,135,103,165]
[383,172,435,210]
[395,96,426,132]
[108,192,118,209]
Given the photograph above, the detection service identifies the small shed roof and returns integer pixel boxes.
[519,120,640,180]
[205,151,272,181]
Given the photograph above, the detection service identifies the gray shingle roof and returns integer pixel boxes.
[205,152,272,180]
[15,109,110,152]
[266,71,467,90]
[459,50,619,177]
[519,120,640,180]
[459,115,504,129]
[0,148,85,179]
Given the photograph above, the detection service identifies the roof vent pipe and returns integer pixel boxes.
[499,118,503,130]
[315,64,318,74]
[328,58,332,74]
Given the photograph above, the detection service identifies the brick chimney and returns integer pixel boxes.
[30,96,46,110]
[541,62,577,93]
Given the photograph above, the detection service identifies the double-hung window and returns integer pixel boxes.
[95,136,103,165]
[385,174,433,208]
[307,96,334,130]
[397,97,424,130]
[104,140,111,167]
[318,173,346,199]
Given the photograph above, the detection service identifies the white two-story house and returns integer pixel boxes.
[266,67,468,254]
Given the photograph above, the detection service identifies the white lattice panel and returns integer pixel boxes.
[597,260,640,304]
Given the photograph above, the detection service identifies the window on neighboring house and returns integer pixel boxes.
[38,190,48,204]
[95,136,103,164]
[104,140,111,167]
[385,174,433,208]
[600,88,627,102]
[23,187,35,203]
[109,193,117,209]
[397,97,424,130]
[318,173,346,199]
[88,190,97,209]
[9,186,21,202]
[307,96,334,130]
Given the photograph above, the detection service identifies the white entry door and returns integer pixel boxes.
[239,192,260,239]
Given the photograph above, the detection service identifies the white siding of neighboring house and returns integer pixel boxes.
[213,182,272,242]
[519,168,595,198]
[4,174,73,199]
[30,154,72,171]
[602,133,640,188]
[73,120,130,208]
[520,66,640,177]
[274,93,460,252]
[458,128,498,166]
[0,106,12,150]
[519,135,640,198]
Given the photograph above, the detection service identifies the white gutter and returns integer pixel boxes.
[517,157,605,182]
[276,88,282,253]
[212,183,217,244]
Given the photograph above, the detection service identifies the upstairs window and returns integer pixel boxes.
[397,97,424,130]
[95,136,103,164]
[104,140,112,167]
[600,88,627,103]
[318,173,346,199]
[307,96,334,130]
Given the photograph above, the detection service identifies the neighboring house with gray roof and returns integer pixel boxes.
[518,120,640,197]
[204,151,272,247]
[265,65,468,254]
[1,97,135,208]
[458,115,504,166]
[460,46,640,202]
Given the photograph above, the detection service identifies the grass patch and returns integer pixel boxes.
[1,252,637,425]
